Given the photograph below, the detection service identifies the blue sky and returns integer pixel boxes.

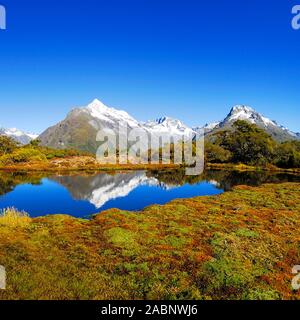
[0,0,300,133]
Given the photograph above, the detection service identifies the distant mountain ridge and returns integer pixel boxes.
[3,99,298,152]
[38,100,300,153]
[0,127,38,144]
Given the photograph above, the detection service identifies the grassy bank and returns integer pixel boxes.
[207,163,300,174]
[0,182,299,300]
[1,154,299,174]
[0,155,182,172]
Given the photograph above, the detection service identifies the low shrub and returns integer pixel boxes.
[31,146,92,159]
[0,148,47,165]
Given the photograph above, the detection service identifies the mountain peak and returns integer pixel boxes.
[223,104,277,126]
[201,104,300,142]
[92,98,102,104]
[155,116,180,125]
[81,99,140,128]
[144,116,195,137]
[87,98,109,110]
[156,116,168,124]
[230,105,254,114]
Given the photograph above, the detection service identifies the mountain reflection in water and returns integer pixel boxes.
[51,172,165,208]
[0,169,299,217]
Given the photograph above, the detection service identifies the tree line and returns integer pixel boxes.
[205,120,300,168]
[0,120,300,168]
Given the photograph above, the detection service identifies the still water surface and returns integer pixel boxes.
[0,170,299,217]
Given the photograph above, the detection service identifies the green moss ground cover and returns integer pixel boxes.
[0,183,299,300]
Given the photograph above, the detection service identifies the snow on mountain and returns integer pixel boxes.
[84,100,196,147]
[39,100,299,153]
[203,122,221,131]
[144,116,195,137]
[3,99,299,153]
[39,99,198,152]
[85,100,195,138]
[277,124,300,138]
[84,99,141,128]
[220,105,277,127]
[0,127,39,144]
[38,99,144,152]
[203,105,300,142]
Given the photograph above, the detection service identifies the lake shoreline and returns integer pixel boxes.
[0,155,299,175]
[0,156,182,172]
[1,168,300,217]
[206,163,300,174]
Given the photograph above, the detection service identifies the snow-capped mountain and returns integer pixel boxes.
[144,116,194,137]
[0,127,38,144]
[220,105,278,127]
[201,105,300,142]
[38,99,299,153]
[39,99,196,153]
[4,99,298,152]
[38,99,136,152]
[85,99,140,129]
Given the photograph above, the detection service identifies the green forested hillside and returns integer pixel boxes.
[205,120,300,168]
